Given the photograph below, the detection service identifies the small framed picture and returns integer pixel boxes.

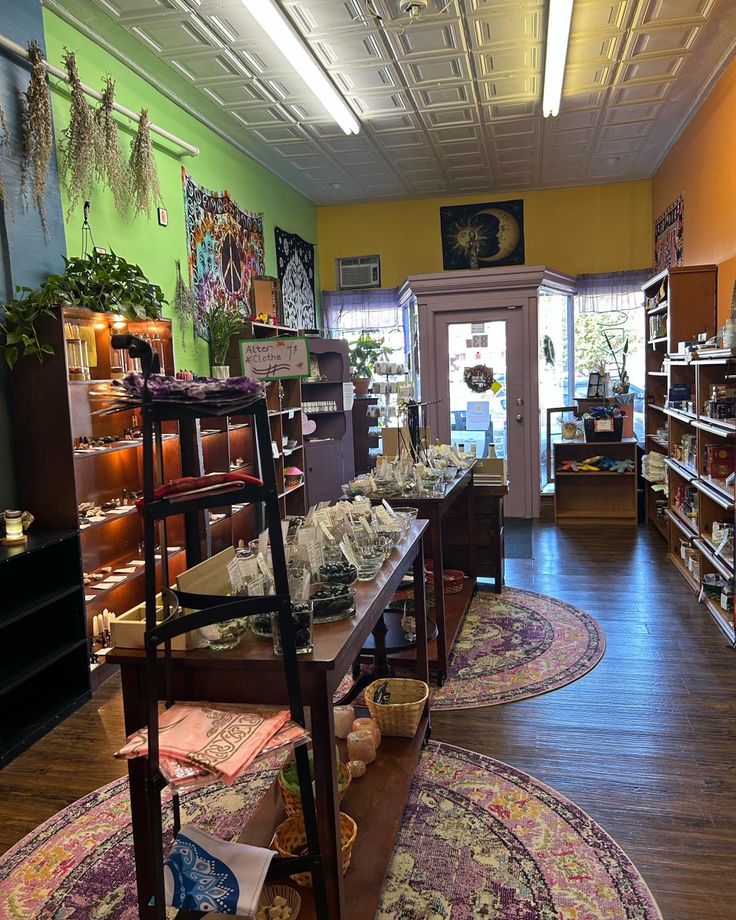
[157,207,168,227]
[587,372,607,398]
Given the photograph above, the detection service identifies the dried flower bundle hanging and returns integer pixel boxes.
[94,77,128,216]
[21,40,54,238]
[173,259,197,349]
[128,108,161,218]
[59,49,97,218]
[0,106,12,212]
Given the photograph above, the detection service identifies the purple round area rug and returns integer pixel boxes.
[0,742,660,920]
[338,586,606,710]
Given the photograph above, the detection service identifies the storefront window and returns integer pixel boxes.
[539,290,572,489]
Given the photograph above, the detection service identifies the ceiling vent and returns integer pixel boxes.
[337,255,381,290]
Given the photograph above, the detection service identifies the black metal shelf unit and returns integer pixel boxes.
[121,335,328,919]
[0,531,91,766]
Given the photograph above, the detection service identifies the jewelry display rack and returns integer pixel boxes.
[114,334,328,918]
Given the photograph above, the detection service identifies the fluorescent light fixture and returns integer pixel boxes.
[542,0,574,117]
[238,0,360,135]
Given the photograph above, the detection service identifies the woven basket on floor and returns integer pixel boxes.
[425,560,465,595]
[364,678,429,738]
[278,761,352,817]
[271,812,357,887]
[257,884,302,918]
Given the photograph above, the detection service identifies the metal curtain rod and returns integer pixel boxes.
[0,31,199,157]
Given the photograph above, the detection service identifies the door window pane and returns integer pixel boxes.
[538,290,572,488]
[447,320,507,458]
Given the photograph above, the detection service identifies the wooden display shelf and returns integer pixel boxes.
[702,594,736,644]
[555,470,635,477]
[669,552,700,591]
[236,712,430,920]
[666,506,698,538]
[553,439,638,526]
[664,456,697,482]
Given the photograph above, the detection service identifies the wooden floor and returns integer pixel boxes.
[1,523,735,919]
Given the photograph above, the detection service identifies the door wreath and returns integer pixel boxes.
[463,364,494,393]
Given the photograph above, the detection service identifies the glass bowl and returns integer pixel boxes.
[318,561,358,585]
[310,582,356,622]
[355,557,384,581]
[271,602,313,655]
[201,617,248,651]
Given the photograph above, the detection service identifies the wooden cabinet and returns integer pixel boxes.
[0,531,91,765]
[304,438,345,506]
[663,355,735,641]
[643,265,717,537]
[300,336,355,499]
[352,395,380,474]
[10,307,186,688]
[553,439,639,525]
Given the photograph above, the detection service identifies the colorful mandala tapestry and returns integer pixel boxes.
[182,168,265,335]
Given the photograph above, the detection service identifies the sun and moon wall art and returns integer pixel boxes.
[440,199,525,271]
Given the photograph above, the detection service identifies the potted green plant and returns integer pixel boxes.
[205,302,246,377]
[0,286,56,368]
[38,251,165,320]
[348,330,389,396]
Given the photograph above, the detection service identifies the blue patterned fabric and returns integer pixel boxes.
[163,824,275,915]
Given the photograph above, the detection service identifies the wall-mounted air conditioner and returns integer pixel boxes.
[337,255,381,290]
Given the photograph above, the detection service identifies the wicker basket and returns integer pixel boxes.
[278,761,352,817]
[271,812,357,887]
[258,884,302,918]
[425,560,465,595]
[364,678,429,738]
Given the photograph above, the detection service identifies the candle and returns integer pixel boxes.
[352,717,381,749]
[347,729,376,765]
[333,705,355,739]
[92,615,100,641]
[3,510,23,542]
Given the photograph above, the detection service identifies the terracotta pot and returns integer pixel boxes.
[353,376,371,396]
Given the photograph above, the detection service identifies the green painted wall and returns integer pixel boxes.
[43,9,319,375]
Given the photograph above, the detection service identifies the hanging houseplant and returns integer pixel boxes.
[59,49,97,218]
[94,77,128,217]
[0,286,56,369]
[128,108,161,219]
[21,40,53,238]
[38,250,165,321]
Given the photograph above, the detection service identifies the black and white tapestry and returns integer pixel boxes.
[275,227,316,329]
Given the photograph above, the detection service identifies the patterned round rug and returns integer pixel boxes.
[0,741,660,920]
[339,586,606,710]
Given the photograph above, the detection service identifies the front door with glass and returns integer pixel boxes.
[432,308,530,517]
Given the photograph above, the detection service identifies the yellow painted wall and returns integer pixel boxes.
[317,180,652,290]
[653,57,736,323]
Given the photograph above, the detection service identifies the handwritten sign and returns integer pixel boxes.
[239,336,310,380]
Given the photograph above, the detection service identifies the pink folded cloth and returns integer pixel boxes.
[157,720,310,792]
[115,703,292,786]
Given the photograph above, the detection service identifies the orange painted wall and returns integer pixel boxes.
[653,57,736,322]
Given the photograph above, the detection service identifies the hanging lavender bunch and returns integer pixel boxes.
[128,108,161,218]
[94,77,128,217]
[0,105,13,216]
[174,259,197,349]
[21,40,53,239]
[59,49,97,219]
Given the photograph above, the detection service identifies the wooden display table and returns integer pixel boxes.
[377,469,477,685]
[108,521,430,920]
[553,439,638,526]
